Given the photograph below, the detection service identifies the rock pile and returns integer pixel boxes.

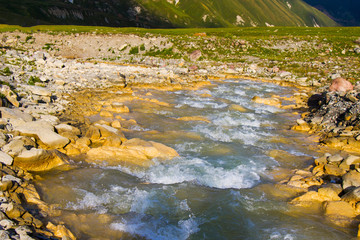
[281,153,360,234]
[293,78,360,152]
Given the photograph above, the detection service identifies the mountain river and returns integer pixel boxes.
[36,79,353,239]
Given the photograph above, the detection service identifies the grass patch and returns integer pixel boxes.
[129,46,139,55]
[0,67,13,76]
[28,76,41,85]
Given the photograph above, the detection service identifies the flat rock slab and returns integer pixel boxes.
[24,85,51,96]
[0,151,13,166]
[14,121,69,149]
[86,138,179,167]
[0,107,33,122]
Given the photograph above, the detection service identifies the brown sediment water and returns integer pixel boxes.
[35,79,353,239]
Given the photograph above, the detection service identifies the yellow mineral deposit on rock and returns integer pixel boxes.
[14,149,69,171]
[86,138,179,167]
[229,104,249,112]
[176,116,210,123]
[291,119,311,132]
[323,201,357,227]
[47,222,76,240]
[105,102,130,113]
[99,110,113,118]
[252,96,281,107]
[111,120,122,128]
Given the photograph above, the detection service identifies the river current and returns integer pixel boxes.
[37,79,352,239]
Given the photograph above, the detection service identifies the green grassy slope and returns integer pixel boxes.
[136,0,337,27]
[304,0,360,26]
[0,0,337,27]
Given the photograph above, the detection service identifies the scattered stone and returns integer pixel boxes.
[99,110,113,118]
[55,123,81,135]
[25,85,52,97]
[189,50,202,61]
[323,201,356,218]
[342,171,360,190]
[0,219,14,230]
[107,102,130,113]
[0,151,13,165]
[345,155,360,165]
[40,114,60,126]
[0,85,19,107]
[328,154,343,163]
[341,187,360,205]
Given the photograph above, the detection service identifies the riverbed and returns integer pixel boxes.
[36,79,352,239]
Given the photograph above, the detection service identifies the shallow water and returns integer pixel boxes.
[37,79,353,239]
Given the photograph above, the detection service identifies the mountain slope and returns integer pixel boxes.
[303,0,360,26]
[0,0,337,27]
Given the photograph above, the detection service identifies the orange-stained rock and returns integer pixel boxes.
[252,96,281,107]
[14,149,69,171]
[47,222,76,240]
[229,104,249,112]
[99,110,113,118]
[323,201,356,218]
[176,116,210,123]
[105,102,130,113]
[86,138,179,167]
[122,138,179,160]
[329,77,353,92]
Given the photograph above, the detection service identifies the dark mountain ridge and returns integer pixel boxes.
[0,0,337,27]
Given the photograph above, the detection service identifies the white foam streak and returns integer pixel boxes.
[144,158,261,189]
[110,215,199,240]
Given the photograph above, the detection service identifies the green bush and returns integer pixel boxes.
[129,46,139,55]
[28,76,41,85]
[0,67,12,76]
[25,35,33,42]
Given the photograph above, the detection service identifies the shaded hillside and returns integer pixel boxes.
[304,0,360,26]
[0,0,337,27]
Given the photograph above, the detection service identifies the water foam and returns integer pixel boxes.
[142,158,261,189]
[110,214,199,240]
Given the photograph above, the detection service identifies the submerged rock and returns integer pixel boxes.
[252,96,281,107]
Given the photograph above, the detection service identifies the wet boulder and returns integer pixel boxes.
[14,148,69,171]
[86,138,179,167]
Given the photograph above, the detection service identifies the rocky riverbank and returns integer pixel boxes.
[0,30,359,238]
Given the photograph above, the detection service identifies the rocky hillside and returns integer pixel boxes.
[0,0,337,27]
[304,0,360,26]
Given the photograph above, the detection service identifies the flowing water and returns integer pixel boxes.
[37,79,353,239]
